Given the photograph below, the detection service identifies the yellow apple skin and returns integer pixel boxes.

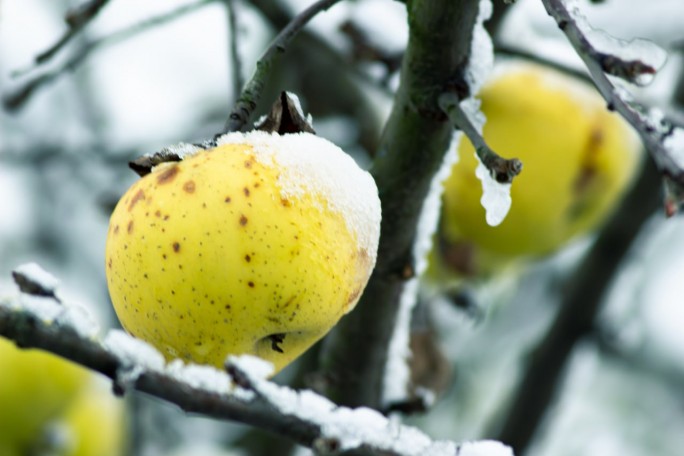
[438,62,641,276]
[57,382,127,456]
[0,338,89,453]
[106,132,380,373]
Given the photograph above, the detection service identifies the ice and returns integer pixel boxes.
[458,440,514,456]
[567,0,667,86]
[216,131,382,281]
[13,262,60,294]
[476,158,512,227]
[458,97,513,227]
[103,329,165,371]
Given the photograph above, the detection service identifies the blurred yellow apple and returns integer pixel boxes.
[0,338,89,454]
[106,131,381,373]
[55,381,127,456]
[436,61,641,278]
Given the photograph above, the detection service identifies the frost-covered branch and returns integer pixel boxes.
[439,92,522,184]
[493,158,661,454]
[4,0,217,111]
[222,0,345,133]
[0,266,513,456]
[321,0,484,410]
[541,0,684,215]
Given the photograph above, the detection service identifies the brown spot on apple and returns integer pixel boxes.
[183,180,196,193]
[128,189,145,211]
[157,165,179,184]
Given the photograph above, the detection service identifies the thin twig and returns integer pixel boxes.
[541,0,684,212]
[224,0,244,102]
[4,0,217,112]
[29,0,112,67]
[439,92,522,184]
[222,0,344,133]
[0,291,470,456]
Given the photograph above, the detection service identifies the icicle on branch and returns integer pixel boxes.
[222,0,345,133]
[439,92,522,184]
[0,265,514,456]
[4,0,217,111]
[541,0,684,215]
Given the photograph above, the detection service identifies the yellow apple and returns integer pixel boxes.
[0,338,89,454]
[106,131,381,373]
[436,61,641,277]
[55,381,127,456]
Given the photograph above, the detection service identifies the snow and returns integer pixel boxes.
[382,134,461,405]
[567,0,667,86]
[383,278,420,405]
[465,0,494,96]
[13,262,60,294]
[285,91,314,127]
[156,142,203,160]
[55,303,101,340]
[227,354,274,380]
[383,0,497,406]
[458,440,514,456]
[14,294,63,322]
[216,130,382,280]
[103,329,166,371]
[462,1,512,227]
[166,359,234,396]
[227,355,476,455]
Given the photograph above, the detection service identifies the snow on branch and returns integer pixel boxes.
[439,93,522,226]
[0,265,513,456]
[541,0,684,216]
[439,93,522,186]
[222,0,345,133]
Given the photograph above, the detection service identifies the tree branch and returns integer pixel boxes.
[541,0,684,214]
[0,278,493,456]
[223,0,244,103]
[439,92,522,184]
[321,0,483,409]
[493,157,661,454]
[29,0,112,67]
[4,0,217,111]
[222,0,345,133]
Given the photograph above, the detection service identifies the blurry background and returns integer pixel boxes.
[2,0,684,455]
